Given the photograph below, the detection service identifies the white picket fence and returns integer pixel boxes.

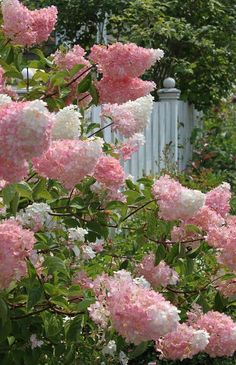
[90,78,203,180]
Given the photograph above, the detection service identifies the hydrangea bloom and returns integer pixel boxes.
[33,138,103,189]
[93,155,125,190]
[31,6,58,45]
[217,277,236,298]
[89,270,180,344]
[102,94,154,137]
[0,157,28,183]
[207,220,236,270]
[152,175,205,221]
[0,219,35,288]
[88,300,111,328]
[89,43,164,79]
[205,182,231,218]
[16,203,55,232]
[119,133,145,160]
[171,223,203,248]
[136,254,179,288]
[2,0,57,46]
[30,334,44,349]
[102,340,117,357]
[53,45,90,71]
[156,324,209,361]
[53,45,91,106]
[0,94,12,106]
[68,227,88,242]
[188,205,224,232]
[72,270,93,290]
[0,100,52,165]
[52,105,81,140]
[193,311,236,357]
[97,77,155,105]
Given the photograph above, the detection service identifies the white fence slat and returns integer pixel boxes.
[88,80,201,179]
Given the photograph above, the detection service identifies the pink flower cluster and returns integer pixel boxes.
[217,277,236,298]
[0,219,35,288]
[90,43,163,104]
[119,133,145,160]
[0,100,53,182]
[93,155,125,190]
[33,138,103,189]
[205,182,231,218]
[97,77,155,105]
[102,94,153,138]
[0,67,16,98]
[89,270,180,344]
[53,45,91,106]
[136,254,179,288]
[152,175,205,221]
[207,218,236,271]
[168,181,235,271]
[193,311,236,358]
[156,323,209,361]
[90,43,164,79]
[2,0,57,46]
[53,45,90,71]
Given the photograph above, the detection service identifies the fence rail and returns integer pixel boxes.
[90,78,203,180]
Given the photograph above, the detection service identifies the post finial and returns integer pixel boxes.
[157,77,181,100]
[163,77,176,89]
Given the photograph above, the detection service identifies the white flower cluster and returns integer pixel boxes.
[0,93,12,105]
[16,202,56,231]
[18,100,53,159]
[151,48,164,62]
[68,227,88,242]
[68,228,101,260]
[133,276,151,288]
[179,189,205,220]
[120,94,154,134]
[102,340,117,357]
[190,329,210,354]
[119,351,129,365]
[52,105,81,140]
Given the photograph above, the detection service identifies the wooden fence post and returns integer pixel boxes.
[157,78,181,169]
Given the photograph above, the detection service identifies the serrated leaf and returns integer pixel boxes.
[129,342,149,359]
[15,182,33,200]
[0,298,8,324]
[2,184,16,206]
[44,256,69,277]
[155,244,166,265]
[77,74,92,93]
[69,64,85,77]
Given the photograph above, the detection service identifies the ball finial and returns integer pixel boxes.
[163,77,176,89]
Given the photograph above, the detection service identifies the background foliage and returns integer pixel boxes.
[25,0,236,110]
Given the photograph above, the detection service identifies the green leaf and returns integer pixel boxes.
[77,74,92,93]
[10,192,19,216]
[33,178,51,200]
[0,298,8,324]
[2,185,16,206]
[27,282,43,310]
[89,84,99,105]
[76,298,95,312]
[44,256,69,277]
[155,244,166,265]
[65,315,82,342]
[15,182,33,200]
[69,64,85,77]
[129,342,149,359]
[214,292,226,312]
[44,314,63,338]
[0,319,12,343]
[106,201,125,210]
